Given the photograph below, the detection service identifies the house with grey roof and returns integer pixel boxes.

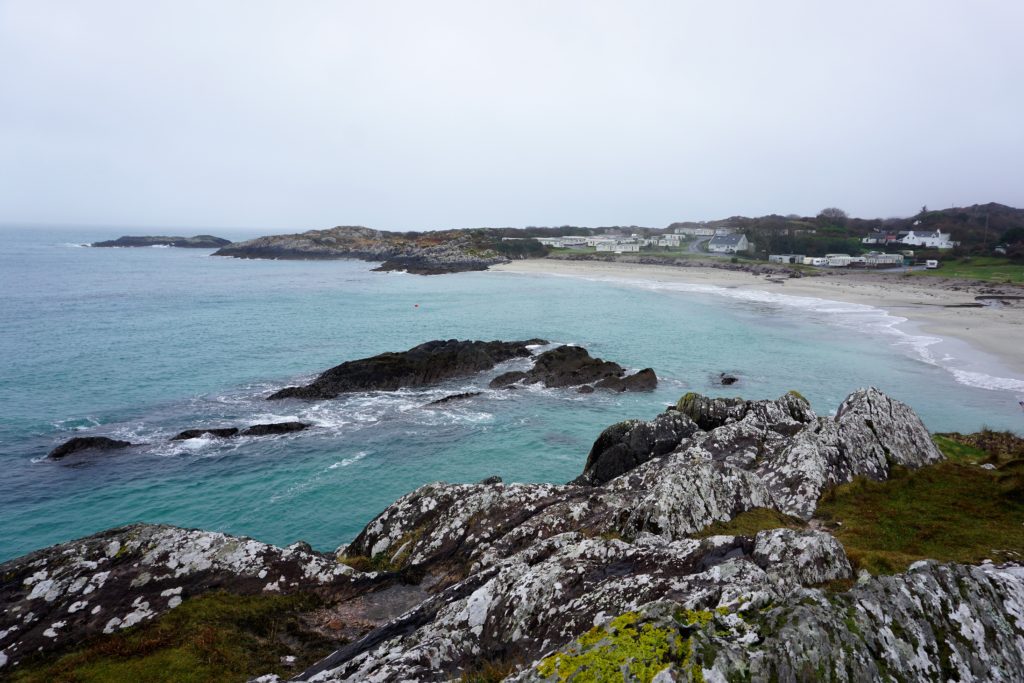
[707,233,749,253]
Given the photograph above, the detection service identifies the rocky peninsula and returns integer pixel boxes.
[5,388,1024,681]
[91,235,231,248]
[213,226,511,274]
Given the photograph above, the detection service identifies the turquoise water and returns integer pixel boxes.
[1,227,1022,563]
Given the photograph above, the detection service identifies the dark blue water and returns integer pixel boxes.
[1,226,1021,562]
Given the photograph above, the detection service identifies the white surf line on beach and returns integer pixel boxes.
[506,268,1024,396]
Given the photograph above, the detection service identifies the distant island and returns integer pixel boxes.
[91,235,231,248]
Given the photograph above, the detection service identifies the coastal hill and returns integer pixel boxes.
[3,387,1023,681]
[92,235,231,248]
[212,226,535,274]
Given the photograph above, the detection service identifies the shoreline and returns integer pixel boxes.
[492,258,1024,384]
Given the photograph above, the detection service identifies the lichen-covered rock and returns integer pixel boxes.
[0,524,360,668]
[300,530,848,682]
[511,562,1024,682]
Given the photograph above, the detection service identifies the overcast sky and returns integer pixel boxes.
[1,1,1022,231]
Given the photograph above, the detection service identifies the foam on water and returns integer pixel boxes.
[557,272,1024,396]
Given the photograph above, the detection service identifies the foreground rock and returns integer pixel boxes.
[9,388,1022,682]
[91,235,230,248]
[48,436,132,460]
[0,524,361,669]
[489,345,657,392]
[240,422,310,436]
[269,339,545,400]
[213,226,508,274]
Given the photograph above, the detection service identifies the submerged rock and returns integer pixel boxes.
[424,391,482,406]
[48,436,132,460]
[269,339,545,400]
[488,345,657,392]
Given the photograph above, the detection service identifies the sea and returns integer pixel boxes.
[2,226,1023,563]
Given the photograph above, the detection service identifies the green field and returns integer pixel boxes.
[911,257,1024,283]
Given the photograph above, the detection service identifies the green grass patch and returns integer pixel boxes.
[815,462,1024,574]
[11,592,336,683]
[695,508,806,538]
[932,435,991,464]
[909,256,1024,283]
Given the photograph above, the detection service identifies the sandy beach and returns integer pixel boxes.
[493,258,1024,379]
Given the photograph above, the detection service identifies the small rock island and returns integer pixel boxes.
[91,235,231,248]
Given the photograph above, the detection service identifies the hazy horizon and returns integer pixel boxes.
[2,1,1022,231]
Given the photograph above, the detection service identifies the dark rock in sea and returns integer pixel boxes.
[719,372,739,385]
[91,235,230,248]
[489,370,529,387]
[576,384,595,394]
[48,436,132,460]
[372,257,491,275]
[424,392,482,407]
[170,428,240,441]
[240,422,309,436]
[487,345,657,392]
[269,339,545,400]
[594,367,658,392]
[477,475,503,485]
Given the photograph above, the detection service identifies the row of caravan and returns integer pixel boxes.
[769,253,907,268]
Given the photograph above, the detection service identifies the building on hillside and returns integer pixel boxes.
[707,234,749,253]
[714,227,736,236]
[768,254,805,264]
[674,226,715,236]
[658,234,684,247]
[862,231,900,246]
[824,253,852,267]
[898,230,956,249]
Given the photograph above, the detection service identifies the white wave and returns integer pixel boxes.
[565,272,1024,395]
[60,242,90,248]
[328,451,368,469]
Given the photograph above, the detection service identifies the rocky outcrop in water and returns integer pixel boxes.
[6,388,1022,681]
[48,436,132,459]
[268,339,545,400]
[170,427,240,440]
[91,235,230,248]
[212,226,508,274]
[489,345,657,393]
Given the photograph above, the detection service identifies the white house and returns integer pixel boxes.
[707,234,749,253]
[658,234,684,247]
[802,257,828,266]
[714,227,736,236]
[898,230,955,249]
